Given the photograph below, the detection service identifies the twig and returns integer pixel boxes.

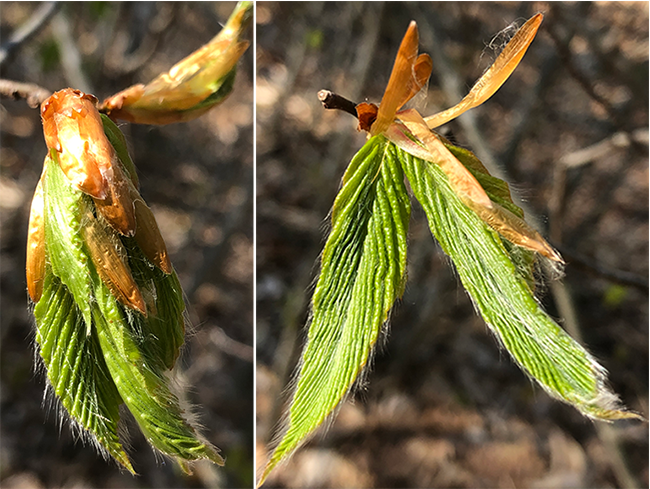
[546,4,627,132]
[264,2,325,134]
[549,279,642,489]
[316,0,384,190]
[0,2,60,68]
[548,129,648,241]
[317,90,358,118]
[558,130,648,168]
[103,3,176,76]
[187,177,254,300]
[414,7,504,179]
[257,200,322,235]
[209,326,253,363]
[0,79,52,108]
[499,50,561,173]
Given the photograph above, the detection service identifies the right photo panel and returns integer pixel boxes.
[256,2,649,488]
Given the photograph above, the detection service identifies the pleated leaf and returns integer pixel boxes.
[123,238,186,372]
[91,267,223,469]
[42,152,94,332]
[399,146,638,420]
[260,137,411,483]
[34,272,131,471]
[441,141,538,289]
[101,115,139,188]
[442,140,523,218]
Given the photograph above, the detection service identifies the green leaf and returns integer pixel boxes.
[42,153,94,332]
[101,114,139,188]
[123,238,186,371]
[91,267,224,469]
[34,272,132,473]
[189,67,237,113]
[399,145,637,420]
[443,140,537,289]
[261,137,410,482]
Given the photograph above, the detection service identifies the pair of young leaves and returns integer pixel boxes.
[260,13,639,484]
[26,0,252,474]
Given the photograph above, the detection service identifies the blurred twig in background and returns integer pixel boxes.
[103,3,176,76]
[0,1,59,67]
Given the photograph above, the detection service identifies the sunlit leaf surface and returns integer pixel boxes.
[399,146,639,421]
[260,137,410,484]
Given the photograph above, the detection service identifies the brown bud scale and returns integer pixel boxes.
[26,171,47,302]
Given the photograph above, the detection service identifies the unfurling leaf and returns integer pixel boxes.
[28,88,222,472]
[41,149,95,331]
[101,1,252,125]
[399,147,639,421]
[91,267,223,471]
[34,272,132,472]
[260,138,410,484]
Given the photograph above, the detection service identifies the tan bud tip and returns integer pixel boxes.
[133,198,172,274]
[26,173,46,302]
[83,211,147,316]
[93,164,137,237]
[41,88,119,200]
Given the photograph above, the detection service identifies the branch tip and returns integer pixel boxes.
[317,89,358,118]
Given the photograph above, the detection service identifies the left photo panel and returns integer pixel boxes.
[0,2,254,487]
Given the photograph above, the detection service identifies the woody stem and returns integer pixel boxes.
[0,79,52,108]
[317,90,358,118]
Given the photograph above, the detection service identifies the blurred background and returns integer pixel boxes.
[256,2,648,488]
[1,2,253,488]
